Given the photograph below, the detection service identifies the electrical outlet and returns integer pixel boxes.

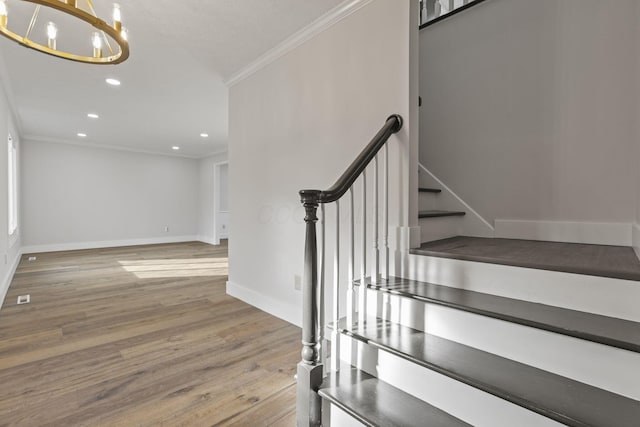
[294,275,302,291]
[164,226,169,232]
[28,256,36,262]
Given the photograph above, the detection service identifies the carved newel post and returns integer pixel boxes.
[296,189,323,427]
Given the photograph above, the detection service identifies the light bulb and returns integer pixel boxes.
[0,0,7,28]
[92,32,102,49]
[47,22,57,40]
[120,27,128,41]
[112,3,121,21]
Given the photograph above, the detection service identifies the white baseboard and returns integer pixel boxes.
[21,235,200,254]
[0,249,23,312]
[196,236,218,246]
[494,220,632,246]
[226,281,302,327]
[633,223,640,260]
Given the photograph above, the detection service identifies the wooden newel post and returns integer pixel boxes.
[297,189,323,427]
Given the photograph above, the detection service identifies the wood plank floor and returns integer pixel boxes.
[0,241,300,426]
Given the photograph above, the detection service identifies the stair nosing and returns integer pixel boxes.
[360,277,640,354]
[418,210,466,218]
[336,318,640,427]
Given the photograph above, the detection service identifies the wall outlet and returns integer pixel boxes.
[28,256,36,262]
[294,275,302,291]
[164,226,169,232]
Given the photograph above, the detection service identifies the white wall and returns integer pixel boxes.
[635,1,640,259]
[227,0,416,325]
[197,151,228,244]
[21,140,200,252]
[421,0,637,235]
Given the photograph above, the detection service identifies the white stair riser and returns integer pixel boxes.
[338,334,563,427]
[365,288,640,400]
[323,400,366,427]
[406,254,640,322]
[419,216,464,243]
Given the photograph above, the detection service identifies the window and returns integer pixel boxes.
[8,134,17,235]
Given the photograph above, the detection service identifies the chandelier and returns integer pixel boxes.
[0,0,129,64]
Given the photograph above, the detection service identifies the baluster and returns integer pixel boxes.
[318,203,326,367]
[297,190,322,427]
[372,156,379,284]
[347,187,355,327]
[359,171,367,325]
[383,145,389,279]
[331,200,340,372]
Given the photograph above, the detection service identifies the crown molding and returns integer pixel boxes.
[23,134,204,160]
[225,0,374,87]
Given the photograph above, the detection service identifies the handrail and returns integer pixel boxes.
[296,113,402,426]
[419,0,489,29]
[299,114,403,205]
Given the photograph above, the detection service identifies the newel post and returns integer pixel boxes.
[297,189,323,427]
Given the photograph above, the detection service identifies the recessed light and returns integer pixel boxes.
[172,146,180,150]
[87,113,99,119]
[77,133,87,137]
[105,78,121,86]
[200,133,209,138]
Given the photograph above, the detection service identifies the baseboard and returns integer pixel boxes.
[196,236,218,246]
[21,235,200,254]
[633,224,640,260]
[226,281,302,328]
[418,163,495,238]
[494,220,632,246]
[0,249,23,312]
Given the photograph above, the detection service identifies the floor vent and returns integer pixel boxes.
[28,256,36,262]
[17,295,30,305]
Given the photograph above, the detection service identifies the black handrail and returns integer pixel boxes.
[419,0,489,29]
[300,114,403,205]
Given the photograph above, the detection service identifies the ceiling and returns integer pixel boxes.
[0,0,344,158]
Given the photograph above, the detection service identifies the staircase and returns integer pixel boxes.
[295,115,640,426]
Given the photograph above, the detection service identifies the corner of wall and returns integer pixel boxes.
[226,281,302,327]
[0,249,22,312]
[633,223,640,261]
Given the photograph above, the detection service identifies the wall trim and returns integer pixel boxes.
[633,223,640,260]
[0,250,23,312]
[22,235,200,255]
[418,162,495,232]
[196,236,218,246]
[495,220,633,246]
[226,281,301,327]
[23,135,205,160]
[225,0,374,87]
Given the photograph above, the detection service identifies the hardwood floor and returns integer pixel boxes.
[0,241,300,426]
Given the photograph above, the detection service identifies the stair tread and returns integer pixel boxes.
[411,236,640,282]
[319,366,471,427]
[419,187,442,193]
[419,210,466,218]
[336,318,640,427]
[359,276,640,353]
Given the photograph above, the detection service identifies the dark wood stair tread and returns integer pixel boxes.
[419,210,466,218]
[411,236,640,282]
[319,366,471,427]
[336,318,640,427]
[358,276,640,353]
[419,187,442,193]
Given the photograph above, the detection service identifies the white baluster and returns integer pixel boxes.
[372,156,379,284]
[359,171,367,325]
[331,200,340,372]
[318,203,326,366]
[383,145,389,280]
[347,187,355,327]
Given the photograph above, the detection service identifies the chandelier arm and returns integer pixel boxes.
[24,5,41,41]
[0,0,129,64]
